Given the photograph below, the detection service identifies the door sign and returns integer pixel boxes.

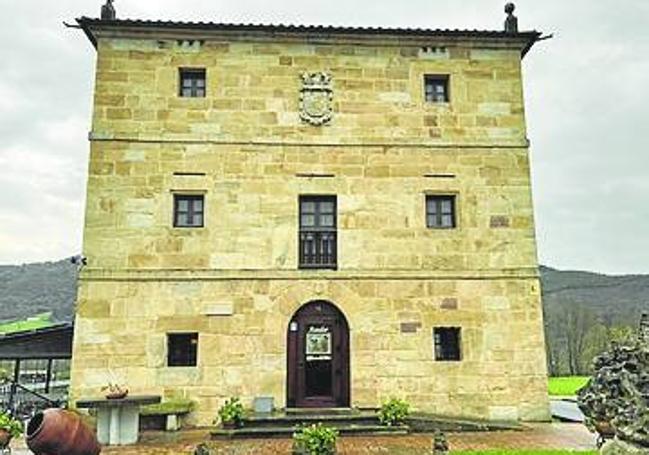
[306,326,332,361]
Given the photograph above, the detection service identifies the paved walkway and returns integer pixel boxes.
[10,423,597,454]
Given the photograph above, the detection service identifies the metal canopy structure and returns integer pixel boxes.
[0,323,73,360]
[0,323,73,411]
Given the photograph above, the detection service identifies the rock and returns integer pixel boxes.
[577,313,649,448]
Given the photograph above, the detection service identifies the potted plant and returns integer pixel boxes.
[217,397,244,429]
[0,411,23,449]
[292,423,338,455]
[377,397,410,427]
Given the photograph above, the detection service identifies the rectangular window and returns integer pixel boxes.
[174,194,204,228]
[299,196,337,269]
[426,195,456,229]
[167,333,198,367]
[424,75,449,103]
[434,327,462,361]
[179,68,206,97]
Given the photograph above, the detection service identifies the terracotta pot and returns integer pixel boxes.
[26,409,101,455]
[105,390,128,400]
[0,429,11,449]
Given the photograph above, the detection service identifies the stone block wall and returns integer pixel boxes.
[70,29,551,424]
[70,276,550,425]
[82,142,538,271]
[91,38,527,145]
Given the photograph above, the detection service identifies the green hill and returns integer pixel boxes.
[540,265,648,327]
[0,259,77,324]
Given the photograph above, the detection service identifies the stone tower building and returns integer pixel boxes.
[71,8,550,424]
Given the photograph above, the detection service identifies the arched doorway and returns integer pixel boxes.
[286,300,350,408]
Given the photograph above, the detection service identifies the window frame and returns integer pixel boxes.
[173,194,205,228]
[425,194,457,229]
[424,74,450,103]
[298,195,337,270]
[179,68,207,98]
[167,333,199,367]
[433,327,462,362]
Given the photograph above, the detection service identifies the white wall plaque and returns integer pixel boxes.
[202,303,234,316]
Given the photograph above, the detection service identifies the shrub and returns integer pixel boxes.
[378,397,410,426]
[293,423,338,454]
[217,397,244,427]
[0,411,23,439]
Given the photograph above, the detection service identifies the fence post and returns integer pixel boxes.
[8,381,17,417]
[45,359,53,394]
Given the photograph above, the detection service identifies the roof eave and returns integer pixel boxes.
[75,17,542,57]
[521,34,541,58]
[77,17,98,48]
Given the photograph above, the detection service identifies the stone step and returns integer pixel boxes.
[243,410,380,428]
[285,407,355,415]
[211,423,410,439]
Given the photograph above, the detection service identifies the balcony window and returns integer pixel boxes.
[299,196,337,269]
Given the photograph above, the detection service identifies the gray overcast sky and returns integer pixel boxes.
[0,0,647,274]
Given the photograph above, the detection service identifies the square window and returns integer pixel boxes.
[424,75,449,103]
[167,333,198,367]
[426,195,456,229]
[174,194,204,228]
[179,69,206,98]
[433,327,461,361]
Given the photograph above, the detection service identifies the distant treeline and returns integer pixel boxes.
[0,259,77,324]
[540,265,648,376]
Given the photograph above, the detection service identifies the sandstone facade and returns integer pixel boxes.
[70,18,550,425]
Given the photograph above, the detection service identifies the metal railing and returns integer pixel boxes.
[299,230,337,269]
[0,380,65,420]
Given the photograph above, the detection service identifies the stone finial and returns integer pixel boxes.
[101,0,116,20]
[504,3,518,33]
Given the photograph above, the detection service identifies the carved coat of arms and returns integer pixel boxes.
[299,72,333,126]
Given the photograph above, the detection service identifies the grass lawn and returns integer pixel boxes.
[548,376,590,396]
[454,452,597,455]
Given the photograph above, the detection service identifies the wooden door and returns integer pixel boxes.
[287,301,349,408]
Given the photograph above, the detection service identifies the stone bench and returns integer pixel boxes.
[140,400,194,431]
